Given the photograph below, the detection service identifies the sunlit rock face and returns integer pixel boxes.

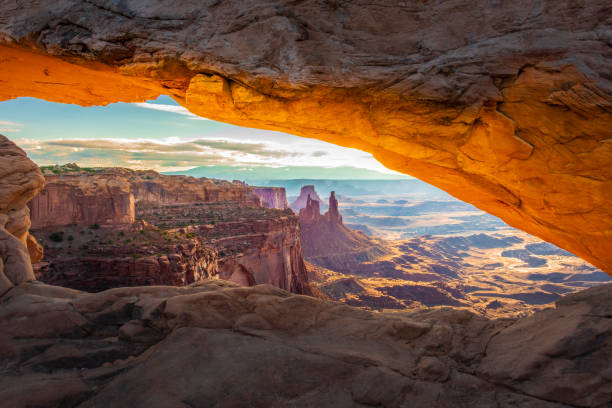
[29,174,135,229]
[0,135,44,293]
[0,1,610,272]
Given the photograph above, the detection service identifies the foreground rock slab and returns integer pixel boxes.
[1,280,610,407]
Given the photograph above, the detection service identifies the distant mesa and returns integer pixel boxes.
[290,185,323,211]
[253,187,288,209]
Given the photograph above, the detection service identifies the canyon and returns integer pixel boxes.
[0,1,610,273]
[295,185,609,317]
[0,1,611,406]
[27,163,310,295]
[296,188,390,274]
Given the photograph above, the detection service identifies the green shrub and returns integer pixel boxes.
[132,253,143,259]
[90,223,100,230]
[67,235,74,241]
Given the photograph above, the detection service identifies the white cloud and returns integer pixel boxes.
[0,120,24,132]
[132,103,209,120]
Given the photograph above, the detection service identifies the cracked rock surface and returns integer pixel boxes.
[0,280,610,407]
[0,1,610,273]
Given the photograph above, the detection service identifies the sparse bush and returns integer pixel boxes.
[48,232,64,242]
[119,231,125,237]
[132,253,143,259]
[67,235,74,241]
[90,223,100,230]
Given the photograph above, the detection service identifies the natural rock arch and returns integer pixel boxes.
[0,0,610,273]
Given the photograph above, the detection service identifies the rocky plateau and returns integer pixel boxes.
[27,163,311,295]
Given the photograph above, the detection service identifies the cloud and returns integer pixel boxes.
[132,103,209,120]
[311,150,328,157]
[0,120,24,132]
[18,137,302,171]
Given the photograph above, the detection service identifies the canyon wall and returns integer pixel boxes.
[0,2,609,272]
[128,170,262,206]
[28,167,263,229]
[29,173,135,229]
[185,216,311,295]
[36,238,219,292]
[253,187,288,209]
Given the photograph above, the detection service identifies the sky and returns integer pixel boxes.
[0,95,407,178]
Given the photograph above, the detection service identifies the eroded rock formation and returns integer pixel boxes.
[299,187,389,272]
[291,186,324,211]
[30,172,135,229]
[298,194,321,223]
[0,135,44,293]
[29,165,263,229]
[1,2,610,272]
[253,187,288,209]
[32,179,311,295]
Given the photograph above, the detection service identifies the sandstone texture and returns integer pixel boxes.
[1,2,610,273]
[254,187,289,209]
[0,279,609,407]
[0,135,44,293]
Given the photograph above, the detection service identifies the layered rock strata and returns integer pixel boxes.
[29,166,263,229]
[137,202,311,295]
[253,187,288,209]
[1,2,610,272]
[29,173,135,229]
[33,197,312,295]
[0,279,609,407]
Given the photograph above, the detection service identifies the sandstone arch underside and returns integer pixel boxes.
[0,1,611,273]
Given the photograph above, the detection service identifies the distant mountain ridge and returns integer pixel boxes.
[164,165,411,183]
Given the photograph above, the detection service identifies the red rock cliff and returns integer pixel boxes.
[290,186,323,211]
[29,173,135,229]
[28,166,264,229]
[253,187,288,209]
[298,187,389,273]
